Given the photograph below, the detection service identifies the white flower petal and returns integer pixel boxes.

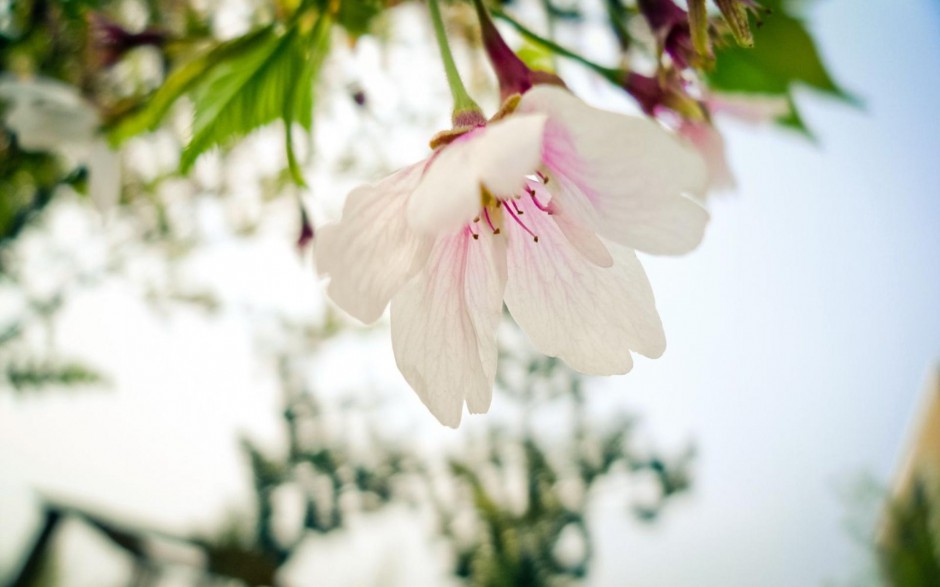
[471,114,546,196]
[407,115,546,236]
[679,121,736,191]
[315,163,432,323]
[0,76,99,152]
[520,85,709,256]
[710,93,791,124]
[504,196,665,375]
[407,138,482,236]
[391,230,507,427]
[87,139,122,211]
[526,180,612,268]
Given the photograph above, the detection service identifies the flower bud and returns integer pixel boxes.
[639,0,713,68]
[686,0,713,65]
[472,0,566,100]
[624,73,705,121]
[87,13,167,68]
[624,73,665,116]
[715,0,756,48]
[637,0,686,32]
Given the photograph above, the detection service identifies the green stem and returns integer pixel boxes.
[427,0,482,122]
[493,9,623,84]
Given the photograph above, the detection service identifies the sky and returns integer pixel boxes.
[2,0,940,585]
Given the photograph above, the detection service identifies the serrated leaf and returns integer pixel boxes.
[181,28,304,171]
[708,0,853,102]
[285,14,331,186]
[108,27,273,145]
[179,17,332,178]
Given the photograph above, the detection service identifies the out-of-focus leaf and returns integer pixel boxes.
[108,27,274,145]
[880,478,940,585]
[516,39,556,73]
[181,21,329,179]
[335,0,384,38]
[180,28,292,171]
[708,0,853,103]
[7,361,103,390]
[776,94,816,140]
[0,157,59,244]
[285,14,331,186]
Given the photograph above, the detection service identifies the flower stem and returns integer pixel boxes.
[427,0,484,125]
[493,9,623,84]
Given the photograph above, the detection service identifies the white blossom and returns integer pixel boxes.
[0,76,120,209]
[317,86,708,427]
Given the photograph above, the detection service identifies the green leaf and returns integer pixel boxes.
[334,0,384,38]
[516,39,556,74]
[181,28,292,171]
[181,19,330,178]
[108,27,274,145]
[285,14,332,186]
[7,360,104,391]
[776,93,817,141]
[708,1,853,102]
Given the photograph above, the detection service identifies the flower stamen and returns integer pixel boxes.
[466,225,480,240]
[502,201,539,242]
[526,186,553,214]
[483,207,500,234]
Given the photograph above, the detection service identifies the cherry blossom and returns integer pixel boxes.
[0,76,121,209]
[316,86,708,427]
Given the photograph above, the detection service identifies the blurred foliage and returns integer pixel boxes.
[0,289,105,394]
[0,144,62,246]
[8,345,692,586]
[708,0,849,98]
[442,431,691,586]
[707,0,856,135]
[6,360,103,390]
[879,478,940,587]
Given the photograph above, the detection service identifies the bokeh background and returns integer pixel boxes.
[1,0,939,585]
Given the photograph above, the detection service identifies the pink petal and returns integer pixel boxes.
[504,196,665,376]
[408,115,546,236]
[528,179,613,268]
[679,120,736,191]
[390,229,507,427]
[519,85,709,256]
[708,93,790,124]
[316,163,433,323]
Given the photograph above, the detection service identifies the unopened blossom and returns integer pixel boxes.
[714,0,764,48]
[317,85,707,427]
[0,76,120,209]
[637,0,700,68]
[623,72,704,121]
[87,12,167,68]
[472,0,566,101]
